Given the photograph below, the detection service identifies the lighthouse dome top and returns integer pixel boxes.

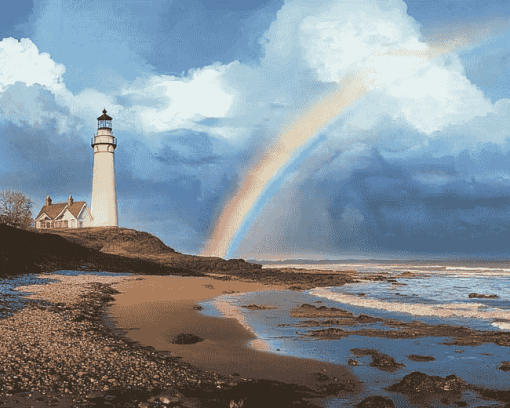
[97,109,113,129]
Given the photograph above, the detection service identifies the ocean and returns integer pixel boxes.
[200,262,510,407]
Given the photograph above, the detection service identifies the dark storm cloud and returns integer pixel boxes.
[116,167,235,253]
[0,85,90,203]
[154,130,221,166]
[325,152,510,256]
[239,146,510,259]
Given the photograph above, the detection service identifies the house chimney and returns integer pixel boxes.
[68,195,74,206]
[45,195,52,206]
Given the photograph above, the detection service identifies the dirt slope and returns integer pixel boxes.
[38,227,262,273]
[0,224,198,277]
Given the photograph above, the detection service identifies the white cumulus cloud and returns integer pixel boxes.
[261,0,495,136]
[0,38,66,94]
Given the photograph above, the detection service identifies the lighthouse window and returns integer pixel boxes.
[98,120,112,129]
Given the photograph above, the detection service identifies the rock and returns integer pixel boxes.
[407,355,435,362]
[356,314,382,323]
[300,303,316,309]
[172,333,204,345]
[230,399,244,407]
[351,349,405,370]
[291,304,354,318]
[348,359,359,366]
[468,293,498,299]
[309,328,349,338]
[356,396,396,408]
[388,371,467,393]
[499,362,510,372]
[241,304,276,310]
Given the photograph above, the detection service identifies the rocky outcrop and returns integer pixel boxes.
[351,349,405,371]
[499,361,510,372]
[290,304,354,318]
[356,396,396,408]
[387,371,467,393]
[468,293,499,299]
[407,354,435,362]
[241,304,276,310]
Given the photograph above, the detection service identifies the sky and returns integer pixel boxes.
[0,0,509,260]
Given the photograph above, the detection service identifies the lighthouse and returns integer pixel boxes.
[90,109,118,227]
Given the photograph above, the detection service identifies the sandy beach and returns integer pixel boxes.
[0,272,361,408]
[108,275,359,386]
[1,261,509,407]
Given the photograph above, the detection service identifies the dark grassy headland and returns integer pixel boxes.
[1,224,510,408]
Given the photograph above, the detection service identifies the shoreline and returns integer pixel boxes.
[2,269,509,407]
[107,275,360,388]
[105,272,510,404]
[0,272,362,408]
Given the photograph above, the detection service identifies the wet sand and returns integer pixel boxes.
[105,273,510,407]
[1,273,360,408]
[107,276,359,388]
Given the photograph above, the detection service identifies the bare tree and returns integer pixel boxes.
[0,189,34,229]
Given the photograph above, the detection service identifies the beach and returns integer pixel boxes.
[1,263,510,407]
[0,271,361,408]
[107,264,510,407]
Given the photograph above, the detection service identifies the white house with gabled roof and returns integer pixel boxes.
[35,195,93,229]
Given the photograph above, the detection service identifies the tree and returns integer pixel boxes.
[0,189,34,229]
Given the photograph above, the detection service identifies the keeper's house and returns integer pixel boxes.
[35,195,93,229]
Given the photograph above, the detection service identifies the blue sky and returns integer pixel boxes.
[0,0,509,260]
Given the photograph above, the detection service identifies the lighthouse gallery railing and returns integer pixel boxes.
[91,135,117,147]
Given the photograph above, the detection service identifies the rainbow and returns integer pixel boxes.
[201,18,509,258]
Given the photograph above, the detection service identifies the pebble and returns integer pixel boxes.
[0,275,243,407]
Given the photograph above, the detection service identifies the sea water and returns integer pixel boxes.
[200,263,510,407]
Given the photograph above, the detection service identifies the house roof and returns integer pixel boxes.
[36,201,87,221]
[68,201,86,218]
[55,202,86,219]
[36,203,67,220]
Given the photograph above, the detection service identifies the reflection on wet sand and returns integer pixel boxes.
[213,298,270,351]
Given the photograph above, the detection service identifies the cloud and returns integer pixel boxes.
[116,64,235,134]
[1,0,509,258]
[154,130,222,165]
[204,0,508,256]
[235,150,510,258]
[266,0,494,134]
[0,38,66,94]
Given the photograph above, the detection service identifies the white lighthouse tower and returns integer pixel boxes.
[90,109,118,227]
